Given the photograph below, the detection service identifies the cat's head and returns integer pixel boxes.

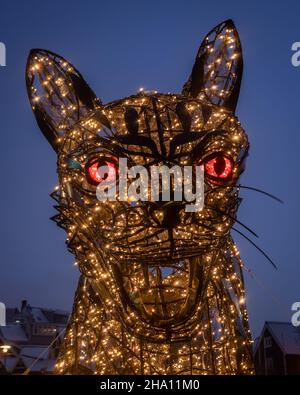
[26,20,248,330]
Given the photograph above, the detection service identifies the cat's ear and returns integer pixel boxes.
[182,19,243,112]
[26,49,101,152]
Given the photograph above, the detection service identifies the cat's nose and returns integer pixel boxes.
[150,202,183,228]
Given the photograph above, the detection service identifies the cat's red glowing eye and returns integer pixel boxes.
[204,155,233,180]
[85,157,118,185]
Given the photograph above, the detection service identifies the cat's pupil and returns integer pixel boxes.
[214,157,226,176]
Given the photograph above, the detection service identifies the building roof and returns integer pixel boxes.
[19,347,55,372]
[22,305,69,324]
[5,308,20,324]
[20,347,49,359]
[0,324,28,343]
[0,356,19,372]
[0,301,69,374]
[22,358,55,372]
[0,347,56,373]
[30,308,48,323]
[261,321,300,355]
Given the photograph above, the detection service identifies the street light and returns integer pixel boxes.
[0,345,11,373]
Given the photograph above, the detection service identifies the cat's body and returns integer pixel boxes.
[26,20,254,374]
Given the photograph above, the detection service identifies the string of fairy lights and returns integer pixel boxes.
[26,19,255,374]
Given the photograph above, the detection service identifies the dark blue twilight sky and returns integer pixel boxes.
[0,0,299,337]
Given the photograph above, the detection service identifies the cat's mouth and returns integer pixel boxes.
[115,256,207,327]
[79,210,228,327]
[85,221,225,327]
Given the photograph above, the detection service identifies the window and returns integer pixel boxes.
[264,336,272,348]
[33,324,58,336]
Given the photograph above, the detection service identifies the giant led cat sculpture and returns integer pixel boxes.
[26,19,254,374]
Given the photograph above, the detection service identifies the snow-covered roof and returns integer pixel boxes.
[19,347,55,372]
[20,347,49,359]
[30,308,48,323]
[0,324,28,343]
[21,358,55,372]
[0,356,18,372]
[0,345,56,373]
[27,306,69,324]
[265,321,300,355]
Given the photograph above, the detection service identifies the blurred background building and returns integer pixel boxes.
[254,321,300,375]
[0,300,69,374]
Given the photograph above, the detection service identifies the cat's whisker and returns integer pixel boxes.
[237,185,283,203]
[205,204,259,239]
[232,227,278,270]
[206,184,282,204]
